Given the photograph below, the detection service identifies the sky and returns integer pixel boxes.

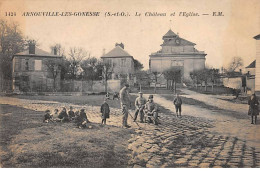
[0,0,259,70]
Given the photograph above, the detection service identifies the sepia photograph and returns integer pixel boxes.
[0,0,259,168]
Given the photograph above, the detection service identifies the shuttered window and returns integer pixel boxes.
[35,60,42,71]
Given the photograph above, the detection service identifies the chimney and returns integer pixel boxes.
[29,43,35,54]
[115,42,124,49]
[53,47,57,55]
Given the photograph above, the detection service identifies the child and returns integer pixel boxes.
[173,93,183,117]
[52,109,59,120]
[76,109,89,128]
[100,98,110,125]
[58,107,69,122]
[68,106,75,120]
[43,109,52,123]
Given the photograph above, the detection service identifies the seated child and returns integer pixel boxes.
[52,109,59,120]
[68,106,75,120]
[76,108,89,128]
[58,107,70,122]
[100,98,110,125]
[43,109,52,123]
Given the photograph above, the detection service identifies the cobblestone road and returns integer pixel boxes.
[0,95,259,168]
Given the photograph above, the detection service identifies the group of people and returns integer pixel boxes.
[43,106,90,128]
[43,98,111,128]
[119,84,183,127]
[119,84,161,127]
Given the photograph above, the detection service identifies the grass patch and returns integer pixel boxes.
[0,104,132,168]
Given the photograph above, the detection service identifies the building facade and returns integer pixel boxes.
[149,29,206,85]
[254,34,260,93]
[12,44,62,92]
[101,43,135,88]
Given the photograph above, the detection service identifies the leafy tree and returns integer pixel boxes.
[135,70,150,90]
[81,57,99,90]
[0,19,25,91]
[163,67,181,94]
[151,71,163,93]
[133,59,144,71]
[190,68,211,91]
[67,47,86,80]
[209,68,220,92]
[100,60,114,93]
[45,59,62,91]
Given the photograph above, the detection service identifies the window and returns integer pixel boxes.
[35,60,42,71]
[121,58,126,67]
[13,58,20,71]
[25,59,29,71]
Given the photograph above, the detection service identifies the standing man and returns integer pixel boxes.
[173,93,182,117]
[119,84,131,128]
[134,92,146,123]
[248,93,259,124]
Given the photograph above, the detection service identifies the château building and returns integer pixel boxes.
[149,29,206,86]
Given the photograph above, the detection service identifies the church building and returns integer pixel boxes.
[149,29,206,85]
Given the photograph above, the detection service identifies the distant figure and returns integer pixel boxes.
[173,94,182,117]
[76,108,89,128]
[105,93,110,100]
[134,92,146,123]
[68,106,75,120]
[43,110,52,123]
[100,98,110,125]
[248,93,259,124]
[113,92,119,100]
[58,107,69,122]
[119,84,131,128]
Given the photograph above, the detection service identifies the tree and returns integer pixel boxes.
[227,56,244,72]
[67,47,86,80]
[101,61,114,93]
[163,67,181,94]
[135,70,150,90]
[151,71,163,93]
[0,19,25,91]
[190,68,210,91]
[134,59,144,71]
[45,59,62,91]
[209,68,220,92]
[81,57,99,90]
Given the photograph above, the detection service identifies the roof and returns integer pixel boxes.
[163,29,177,38]
[101,45,133,58]
[13,47,62,58]
[246,60,255,68]
[161,37,196,46]
[254,34,260,40]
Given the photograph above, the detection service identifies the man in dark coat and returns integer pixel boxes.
[100,98,110,125]
[248,93,259,124]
